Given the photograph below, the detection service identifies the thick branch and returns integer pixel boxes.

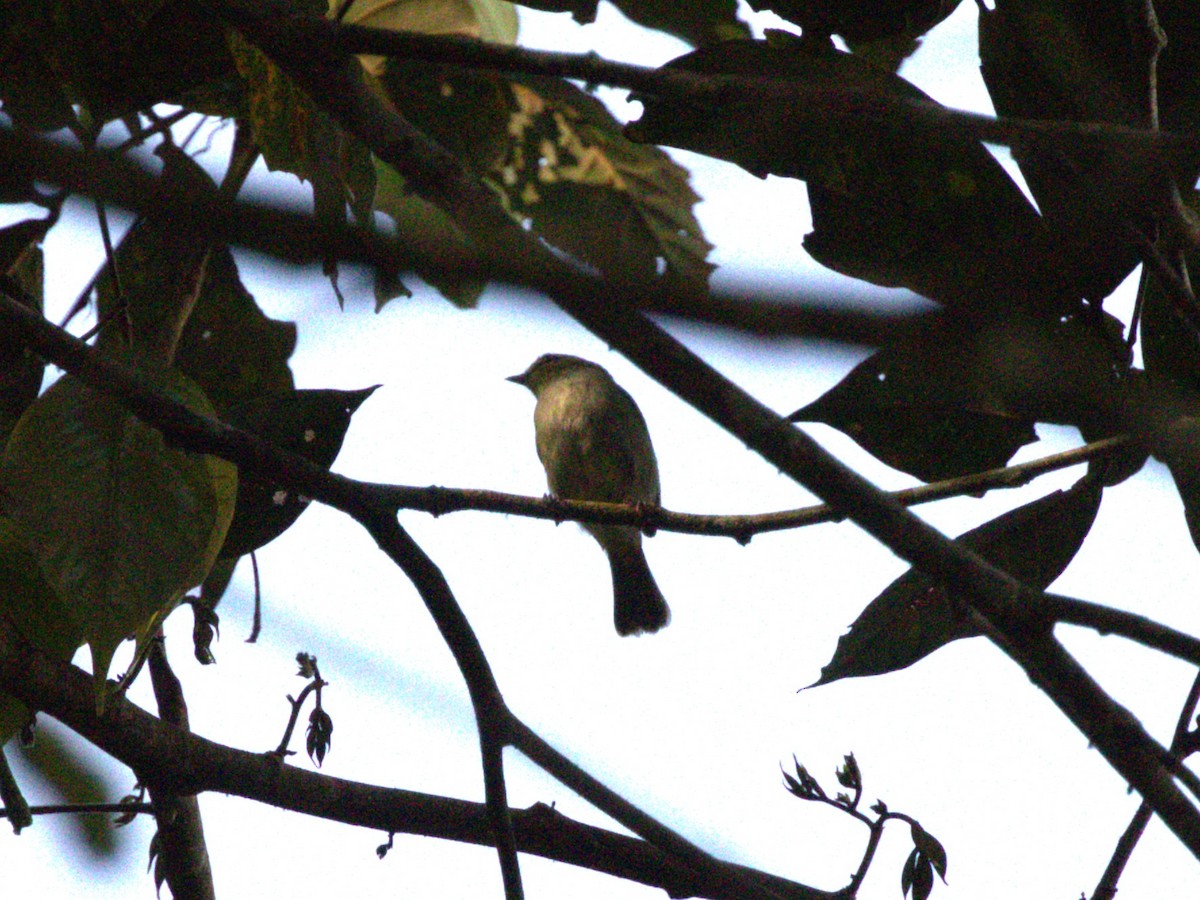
[0,614,829,900]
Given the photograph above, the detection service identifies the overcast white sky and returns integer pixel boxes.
[4,3,1200,899]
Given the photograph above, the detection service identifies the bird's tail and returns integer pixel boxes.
[606,539,670,636]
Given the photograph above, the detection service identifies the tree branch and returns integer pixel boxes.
[0,613,830,900]
[145,637,215,900]
[196,4,1200,855]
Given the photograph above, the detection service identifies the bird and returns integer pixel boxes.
[508,354,670,636]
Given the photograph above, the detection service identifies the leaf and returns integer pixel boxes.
[0,368,237,700]
[1155,417,1200,556]
[0,220,49,447]
[0,517,82,744]
[976,0,1200,303]
[606,0,750,47]
[910,853,934,900]
[218,387,378,559]
[747,0,963,44]
[1,0,234,126]
[629,37,1066,318]
[94,144,218,367]
[812,475,1102,685]
[379,62,714,301]
[911,822,948,881]
[498,76,714,298]
[227,3,378,251]
[174,245,298,416]
[1140,191,1200,395]
[792,312,1130,480]
[14,726,120,857]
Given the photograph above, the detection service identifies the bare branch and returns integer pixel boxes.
[0,614,829,900]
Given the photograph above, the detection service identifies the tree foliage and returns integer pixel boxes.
[2,1,1200,898]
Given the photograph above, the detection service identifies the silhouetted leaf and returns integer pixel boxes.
[813,475,1102,685]
[629,36,1070,318]
[977,0,1200,302]
[793,312,1130,480]
[0,220,48,446]
[1155,417,1200,556]
[1140,192,1200,396]
[175,245,297,416]
[747,0,962,43]
[218,386,378,559]
[912,823,948,880]
[607,0,750,47]
[1,0,233,126]
[95,144,219,367]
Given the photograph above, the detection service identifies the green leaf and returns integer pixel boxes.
[0,517,82,744]
[227,6,378,247]
[0,368,237,701]
[218,386,378,559]
[175,245,298,416]
[629,37,1064,317]
[812,475,1102,685]
[791,318,1035,482]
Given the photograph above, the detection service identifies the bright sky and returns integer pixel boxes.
[4,3,1200,899]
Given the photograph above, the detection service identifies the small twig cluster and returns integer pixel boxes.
[783,753,947,900]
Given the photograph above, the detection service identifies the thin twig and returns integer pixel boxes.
[373,435,1131,541]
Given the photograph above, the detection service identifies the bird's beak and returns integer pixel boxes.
[506,372,528,386]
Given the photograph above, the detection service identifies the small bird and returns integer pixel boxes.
[508,354,670,636]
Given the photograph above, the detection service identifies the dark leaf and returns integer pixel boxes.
[630,37,1070,318]
[95,143,218,367]
[911,853,935,900]
[217,386,378,559]
[836,752,861,790]
[175,245,297,417]
[747,0,963,43]
[792,312,1130,481]
[978,0,1200,302]
[607,0,750,47]
[912,822,948,880]
[0,221,49,447]
[0,0,233,126]
[1140,191,1200,395]
[901,846,918,897]
[295,652,318,679]
[0,517,82,743]
[1154,417,1200,556]
[306,707,333,767]
[812,475,1102,685]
